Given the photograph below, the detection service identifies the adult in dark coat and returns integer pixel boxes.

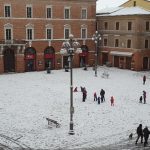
[82,87,87,102]
[143,126,150,147]
[143,75,146,85]
[100,89,105,102]
[135,124,143,144]
[143,91,146,104]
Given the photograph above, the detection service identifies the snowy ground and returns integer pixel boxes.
[0,66,150,150]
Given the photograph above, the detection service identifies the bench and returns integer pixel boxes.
[46,118,60,128]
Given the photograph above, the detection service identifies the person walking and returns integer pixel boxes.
[135,124,143,145]
[143,126,150,147]
[94,92,97,101]
[110,96,114,106]
[143,75,146,85]
[100,89,105,103]
[82,87,87,102]
[143,91,146,104]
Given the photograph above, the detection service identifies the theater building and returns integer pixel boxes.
[0,0,96,73]
[97,3,150,71]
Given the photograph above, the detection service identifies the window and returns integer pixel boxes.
[81,28,87,39]
[146,21,149,31]
[128,22,132,30]
[64,8,70,19]
[26,5,32,18]
[64,28,70,39]
[127,39,131,48]
[27,29,33,40]
[4,5,11,17]
[145,40,148,49]
[46,28,52,39]
[116,22,119,30]
[81,8,87,19]
[115,39,119,47]
[133,1,136,6]
[104,38,107,46]
[104,22,108,30]
[5,29,12,40]
[46,6,52,18]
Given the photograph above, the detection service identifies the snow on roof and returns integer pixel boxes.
[109,6,150,16]
[96,7,122,14]
[97,6,150,16]
[110,51,133,57]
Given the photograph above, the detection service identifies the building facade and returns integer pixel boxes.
[120,0,150,10]
[96,6,150,71]
[0,0,96,73]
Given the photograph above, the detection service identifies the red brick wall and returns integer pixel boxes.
[0,0,96,73]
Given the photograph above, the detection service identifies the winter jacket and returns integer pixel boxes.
[143,127,150,138]
[137,125,143,135]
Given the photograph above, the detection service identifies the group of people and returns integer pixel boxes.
[94,89,115,106]
[94,89,105,104]
[135,124,150,147]
[94,89,106,104]
[139,75,147,104]
[139,90,146,104]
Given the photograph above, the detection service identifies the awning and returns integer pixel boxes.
[110,51,133,57]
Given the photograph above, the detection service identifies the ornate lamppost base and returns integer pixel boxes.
[69,122,75,135]
[69,130,75,135]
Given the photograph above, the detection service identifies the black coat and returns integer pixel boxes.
[143,127,150,138]
[137,125,143,135]
[100,89,105,96]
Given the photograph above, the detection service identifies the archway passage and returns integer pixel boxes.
[44,46,55,69]
[4,48,15,72]
[24,47,36,72]
[143,57,149,70]
[79,45,88,67]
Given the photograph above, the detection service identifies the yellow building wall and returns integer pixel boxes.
[120,0,150,10]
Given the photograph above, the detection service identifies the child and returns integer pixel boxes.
[98,97,100,104]
[139,96,142,103]
[94,92,97,101]
[110,96,114,106]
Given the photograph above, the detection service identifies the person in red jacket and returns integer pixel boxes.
[110,96,114,106]
[94,92,97,101]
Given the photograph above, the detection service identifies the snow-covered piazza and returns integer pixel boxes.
[0,67,150,150]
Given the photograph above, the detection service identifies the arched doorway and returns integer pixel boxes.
[3,48,15,72]
[79,45,88,67]
[143,57,149,70]
[24,47,36,72]
[44,46,55,69]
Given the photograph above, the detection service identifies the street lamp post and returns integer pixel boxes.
[92,31,101,77]
[60,34,81,135]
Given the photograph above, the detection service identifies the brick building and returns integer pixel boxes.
[96,1,150,71]
[0,0,96,73]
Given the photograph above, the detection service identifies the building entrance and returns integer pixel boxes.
[24,47,36,72]
[4,48,15,72]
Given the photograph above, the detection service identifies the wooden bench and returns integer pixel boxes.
[46,118,60,128]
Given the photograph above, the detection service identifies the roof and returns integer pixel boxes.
[97,6,150,16]
[110,51,133,57]
[96,7,122,15]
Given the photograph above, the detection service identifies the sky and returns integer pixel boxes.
[0,67,150,149]
[97,0,128,10]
